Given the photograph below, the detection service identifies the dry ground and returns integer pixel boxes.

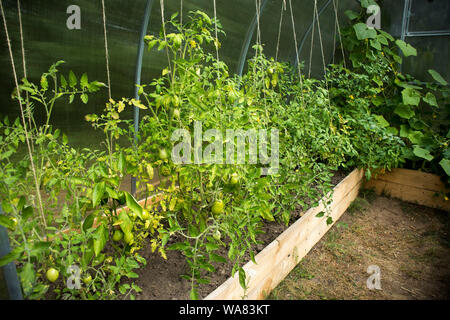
[268,191,450,300]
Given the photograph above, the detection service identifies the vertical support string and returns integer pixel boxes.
[101,0,112,100]
[288,0,304,104]
[308,0,317,78]
[17,0,32,137]
[275,0,286,63]
[160,0,172,73]
[0,0,46,229]
[314,0,327,78]
[333,0,346,69]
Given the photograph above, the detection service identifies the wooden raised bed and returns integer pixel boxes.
[364,168,450,212]
[204,167,449,300]
[205,168,365,300]
[26,167,450,300]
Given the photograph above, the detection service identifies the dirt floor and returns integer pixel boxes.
[268,192,450,300]
[131,221,287,300]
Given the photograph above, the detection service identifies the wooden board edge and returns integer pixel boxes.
[372,168,448,193]
[365,179,450,211]
[247,180,363,299]
[204,168,364,300]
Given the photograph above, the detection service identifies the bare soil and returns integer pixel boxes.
[131,222,287,300]
[268,194,450,300]
[127,168,353,300]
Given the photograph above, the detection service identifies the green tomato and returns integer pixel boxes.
[211,200,224,216]
[113,230,123,242]
[160,165,171,177]
[9,217,18,230]
[159,148,168,161]
[229,173,239,185]
[83,275,92,285]
[213,230,221,241]
[142,209,150,220]
[46,268,59,283]
[94,254,105,265]
[173,108,180,119]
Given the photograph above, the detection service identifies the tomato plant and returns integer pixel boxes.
[1,5,447,301]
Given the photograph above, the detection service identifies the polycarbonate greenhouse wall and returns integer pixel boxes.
[0,0,448,149]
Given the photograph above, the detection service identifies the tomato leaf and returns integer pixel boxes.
[238,267,247,289]
[68,70,77,88]
[92,182,106,208]
[0,246,23,267]
[93,224,108,257]
[118,210,133,235]
[124,191,143,219]
[0,215,15,229]
[83,214,95,232]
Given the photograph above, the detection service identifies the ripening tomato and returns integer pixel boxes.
[113,230,123,242]
[160,165,171,176]
[46,268,59,282]
[213,230,221,241]
[83,274,92,285]
[159,148,168,161]
[211,200,224,216]
[229,173,239,185]
[142,209,150,220]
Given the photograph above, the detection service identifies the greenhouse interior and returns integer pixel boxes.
[0,0,449,303]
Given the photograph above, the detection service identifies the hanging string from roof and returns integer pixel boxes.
[308,0,317,78]
[17,0,33,139]
[287,0,304,104]
[252,0,261,92]
[331,2,337,65]
[213,0,220,73]
[275,0,286,63]
[212,0,222,121]
[159,0,172,74]
[101,0,112,100]
[254,0,268,113]
[312,1,334,122]
[333,0,347,69]
[314,0,327,78]
[0,0,46,229]
[180,0,183,26]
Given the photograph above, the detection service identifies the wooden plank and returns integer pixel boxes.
[371,168,447,193]
[365,178,450,211]
[247,180,363,299]
[205,168,364,300]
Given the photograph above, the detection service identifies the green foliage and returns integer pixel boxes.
[339,4,450,181]
[1,7,448,301]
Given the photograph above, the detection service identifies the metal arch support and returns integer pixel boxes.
[236,0,269,77]
[292,0,333,70]
[131,0,154,196]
